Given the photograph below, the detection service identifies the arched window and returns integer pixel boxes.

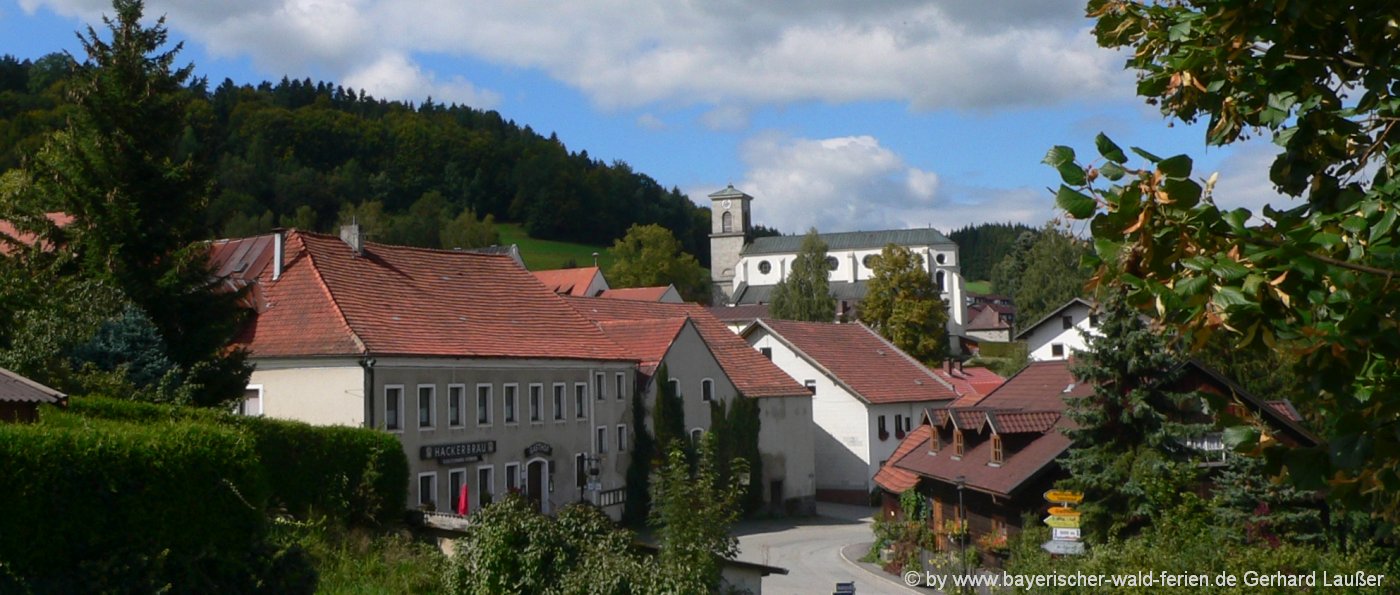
[721,211,733,233]
[701,379,714,402]
[935,271,945,290]
[690,428,703,444]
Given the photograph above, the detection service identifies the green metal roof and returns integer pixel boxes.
[742,228,954,256]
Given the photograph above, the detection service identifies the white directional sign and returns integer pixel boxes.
[1042,540,1086,555]
[1052,528,1081,541]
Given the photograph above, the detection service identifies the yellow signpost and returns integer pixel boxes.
[1043,515,1080,529]
[1043,489,1084,504]
[1046,506,1081,518]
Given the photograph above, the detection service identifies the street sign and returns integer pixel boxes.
[1044,515,1080,529]
[1044,489,1084,504]
[1052,528,1081,541]
[1042,540,1086,555]
[1047,506,1081,518]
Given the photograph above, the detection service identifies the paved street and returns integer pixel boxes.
[733,503,924,595]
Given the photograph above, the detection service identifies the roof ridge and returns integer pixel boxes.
[749,319,875,404]
[293,231,368,354]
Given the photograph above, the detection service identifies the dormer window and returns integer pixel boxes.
[953,430,964,458]
[930,429,941,453]
[991,434,1004,466]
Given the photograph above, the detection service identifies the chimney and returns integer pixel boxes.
[272,228,285,281]
[339,223,364,256]
[946,358,953,375]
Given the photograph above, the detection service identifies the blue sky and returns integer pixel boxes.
[1,0,1286,234]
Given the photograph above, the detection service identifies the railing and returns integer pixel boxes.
[1182,433,1228,464]
[597,487,627,507]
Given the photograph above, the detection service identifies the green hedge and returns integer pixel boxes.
[977,340,1027,359]
[61,396,408,524]
[0,418,273,590]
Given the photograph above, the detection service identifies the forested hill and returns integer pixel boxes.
[0,54,711,265]
[948,222,1037,283]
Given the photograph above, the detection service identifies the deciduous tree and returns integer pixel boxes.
[607,224,708,302]
[860,243,948,363]
[1054,0,1400,523]
[768,228,836,322]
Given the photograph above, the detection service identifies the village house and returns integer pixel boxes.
[1016,298,1100,361]
[564,295,817,514]
[210,227,641,519]
[873,359,1318,550]
[741,319,1002,503]
[707,185,967,349]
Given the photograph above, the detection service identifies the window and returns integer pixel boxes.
[825,256,839,271]
[804,379,817,393]
[575,383,587,419]
[953,431,964,457]
[385,386,403,431]
[1062,315,1074,330]
[862,254,878,269]
[878,415,889,441]
[448,469,466,514]
[529,384,543,423]
[721,211,733,233]
[1051,343,1065,358]
[418,473,437,508]
[575,454,587,488]
[758,260,772,274]
[690,428,703,444]
[234,385,263,416]
[760,347,773,360]
[553,383,566,421]
[595,373,605,401]
[936,252,947,265]
[477,466,494,507]
[617,424,627,452]
[417,385,435,429]
[1089,313,1100,327]
[701,379,714,402]
[935,271,945,290]
[504,384,518,424]
[668,378,681,399]
[895,414,905,439]
[505,462,520,494]
[616,373,626,401]
[448,384,465,427]
[476,384,492,426]
[991,434,1004,465]
[905,416,912,432]
[931,429,941,452]
[596,426,608,453]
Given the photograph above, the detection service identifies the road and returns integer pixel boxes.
[732,503,924,595]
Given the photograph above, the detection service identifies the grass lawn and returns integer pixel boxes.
[496,223,615,271]
[963,279,993,294]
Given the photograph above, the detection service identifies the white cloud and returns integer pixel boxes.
[635,113,665,131]
[713,132,1054,234]
[343,52,499,107]
[22,0,1126,111]
[699,105,749,131]
[1207,141,1299,220]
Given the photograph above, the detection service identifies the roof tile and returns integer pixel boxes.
[754,320,958,404]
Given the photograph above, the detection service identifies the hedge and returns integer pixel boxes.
[59,396,408,524]
[977,341,1027,359]
[0,418,273,590]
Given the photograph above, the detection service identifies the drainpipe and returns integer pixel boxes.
[360,356,377,428]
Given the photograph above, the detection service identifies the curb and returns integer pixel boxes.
[838,541,935,594]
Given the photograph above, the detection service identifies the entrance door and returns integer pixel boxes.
[527,460,546,512]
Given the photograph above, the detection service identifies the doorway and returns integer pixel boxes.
[527,459,547,513]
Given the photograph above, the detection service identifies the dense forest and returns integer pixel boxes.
[0,53,711,264]
[948,222,1037,283]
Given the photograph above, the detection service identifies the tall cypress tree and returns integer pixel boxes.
[1060,292,1211,541]
[769,228,836,322]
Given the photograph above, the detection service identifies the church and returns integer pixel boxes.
[707,185,966,343]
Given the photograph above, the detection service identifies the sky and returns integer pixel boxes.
[0,0,1289,235]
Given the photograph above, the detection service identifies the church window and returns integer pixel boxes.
[721,211,733,233]
[826,256,839,271]
[936,253,947,264]
[758,260,772,274]
[862,254,878,269]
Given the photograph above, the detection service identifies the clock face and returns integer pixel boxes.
[722,199,732,209]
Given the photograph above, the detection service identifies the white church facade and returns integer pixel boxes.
[707,185,966,344]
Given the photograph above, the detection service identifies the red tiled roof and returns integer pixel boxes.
[564,296,808,399]
[752,320,958,404]
[965,306,1010,331]
[886,360,1092,497]
[532,267,603,296]
[1266,400,1302,423]
[595,318,688,368]
[873,424,930,494]
[213,231,634,361]
[0,212,74,254]
[599,286,670,301]
[932,366,1004,401]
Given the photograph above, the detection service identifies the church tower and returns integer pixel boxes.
[708,185,752,304]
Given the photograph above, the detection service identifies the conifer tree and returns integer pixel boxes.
[1060,292,1211,541]
[768,228,835,322]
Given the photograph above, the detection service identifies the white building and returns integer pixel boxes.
[742,319,963,503]
[1016,298,1101,361]
[707,186,967,347]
